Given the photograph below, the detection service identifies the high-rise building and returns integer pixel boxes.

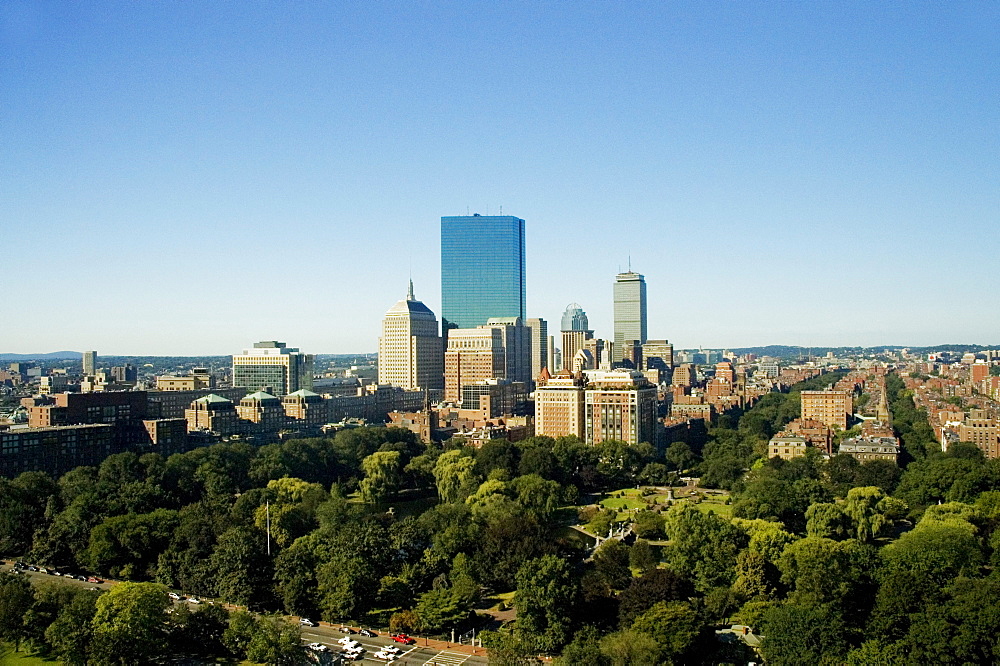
[443,317,531,404]
[613,271,647,363]
[486,317,531,385]
[584,369,658,446]
[561,330,593,371]
[535,370,586,439]
[378,281,444,392]
[800,390,852,430]
[525,317,549,380]
[232,341,314,397]
[441,214,526,332]
[643,340,674,371]
[561,303,589,332]
[82,351,97,376]
[443,327,505,403]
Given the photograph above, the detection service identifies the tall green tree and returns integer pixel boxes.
[90,582,170,665]
[359,451,402,504]
[515,555,579,652]
[0,571,34,652]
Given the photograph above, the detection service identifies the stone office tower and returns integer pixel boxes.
[377,281,445,392]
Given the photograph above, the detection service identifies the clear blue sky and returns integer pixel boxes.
[3,1,997,355]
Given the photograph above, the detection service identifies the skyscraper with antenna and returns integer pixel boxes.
[613,270,647,364]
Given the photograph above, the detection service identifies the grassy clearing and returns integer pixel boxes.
[690,497,733,518]
[0,646,59,665]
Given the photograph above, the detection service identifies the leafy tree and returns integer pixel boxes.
[414,585,473,633]
[881,520,984,585]
[86,508,180,579]
[359,451,402,504]
[176,603,230,659]
[842,486,891,542]
[0,471,58,554]
[777,537,872,611]
[44,588,99,665]
[630,601,701,662]
[617,567,694,626]
[666,441,697,472]
[593,539,632,590]
[245,614,303,666]
[661,504,747,592]
[90,582,170,665]
[629,539,657,573]
[222,609,258,659]
[900,575,1000,664]
[555,627,608,666]
[510,474,562,520]
[846,640,905,665]
[638,462,671,485]
[0,571,34,652]
[514,555,579,652]
[598,628,661,666]
[210,525,274,607]
[434,450,479,502]
[759,603,849,666]
[805,502,850,539]
[475,439,521,479]
[480,628,540,665]
[632,510,665,539]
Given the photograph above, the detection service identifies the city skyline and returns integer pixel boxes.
[4,3,998,354]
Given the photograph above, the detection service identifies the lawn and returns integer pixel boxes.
[0,646,59,666]
[690,497,733,518]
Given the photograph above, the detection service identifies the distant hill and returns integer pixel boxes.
[0,351,83,361]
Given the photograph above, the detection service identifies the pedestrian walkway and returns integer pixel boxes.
[422,650,472,665]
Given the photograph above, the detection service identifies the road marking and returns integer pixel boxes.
[422,650,471,665]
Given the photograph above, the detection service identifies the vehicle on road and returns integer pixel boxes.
[168,592,183,600]
[391,633,416,645]
[359,628,377,637]
[87,577,102,583]
[300,618,318,627]
[337,637,359,648]
[374,650,398,661]
[338,626,356,633]
[187,597,201,604]
[383,646,400,655]
[306,642,329,652]
[340,651,362,661]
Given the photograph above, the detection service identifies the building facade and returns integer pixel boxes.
[82,351,97,376]
[377,281,444,391]
[525,317,549,380]
[801,390,852,430]
[232,341,314,397]
[584,369,658,446]
[440,214,526,332]
[535,371,586,439]
[444,327,506,403]
[613,271,647,363]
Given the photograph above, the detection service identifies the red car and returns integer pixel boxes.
[391,633,416,645]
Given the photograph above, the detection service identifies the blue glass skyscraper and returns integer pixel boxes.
[441,214,526,332]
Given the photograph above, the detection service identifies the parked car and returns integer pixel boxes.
[168,592,183,600]
[187,597,201,604]
[383,646,401,655]
[87,577,102,583]
[391,633,416,645]
[359,629,377,637]
[300,618,318,627]
[338,626,356,634]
